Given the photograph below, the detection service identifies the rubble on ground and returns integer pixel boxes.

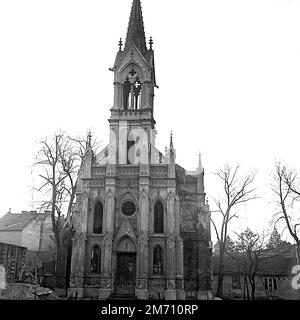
[0,282,61,300]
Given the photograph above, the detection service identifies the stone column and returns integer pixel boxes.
[118,122,128,165]
[143,81,151,109]
[113,82,119,109]
[68,194,88,298]
[174,196,185,300]
[165,193,176,300]
[136,192,149,299]
[99,174,116,299]
[175,238,185,300]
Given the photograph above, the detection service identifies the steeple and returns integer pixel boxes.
[109,0,157,165]
[125,0,147,54]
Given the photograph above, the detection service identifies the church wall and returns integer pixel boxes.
[70,161,211,300]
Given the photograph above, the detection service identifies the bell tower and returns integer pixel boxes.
[68,0,212,301]
[109,0,157,165]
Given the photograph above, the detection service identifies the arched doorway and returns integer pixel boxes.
[115,236,136,295]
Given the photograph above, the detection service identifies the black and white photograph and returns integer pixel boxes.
[0,0,299,314]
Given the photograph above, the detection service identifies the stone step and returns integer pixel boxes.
[108,293,137,300]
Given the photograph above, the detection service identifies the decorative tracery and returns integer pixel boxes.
[153,245,164,275]
[90,245,101,274]
[154,200,164,234]
[93,201,103,234]
[123,70,142,110]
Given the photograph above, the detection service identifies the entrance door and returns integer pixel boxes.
[116,253,136,294]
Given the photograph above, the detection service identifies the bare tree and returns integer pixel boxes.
[236,228,267,300]
[35,133,68,270]
[211,164,257,298]
[34,131,96,276]
[272,162,300,261]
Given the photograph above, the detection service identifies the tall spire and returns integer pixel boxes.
[125,0,147,54]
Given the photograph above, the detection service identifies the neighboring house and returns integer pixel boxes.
[212,253,300,300]
[0,210,53,252]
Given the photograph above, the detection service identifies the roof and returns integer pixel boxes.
[212,253,298,277]
[0,212,47,232]
[125,0,147,55]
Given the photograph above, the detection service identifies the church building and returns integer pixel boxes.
[69,0,212,300]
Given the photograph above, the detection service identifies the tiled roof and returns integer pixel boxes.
[0,212,39,231]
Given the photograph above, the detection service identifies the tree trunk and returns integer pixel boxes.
[216,250,225,297]
[246,280,250,300]
[296,242,300,265]
[250,278,256,300]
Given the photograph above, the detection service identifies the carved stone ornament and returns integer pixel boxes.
[136,279,147,290]
[167,280,176,290]
[101,279,112,289]
[176,279,184,290]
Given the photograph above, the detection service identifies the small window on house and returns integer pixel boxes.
[232,276,241,290]
[93,202,103,234]
[153,246,163,275]
[154,201,164,234]
[273,278,278,291]
[264,278,268,291]
[265,278,278,292]
[90,245,101,274]
[269,278,273,291]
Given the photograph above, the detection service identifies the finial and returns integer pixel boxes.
[87,131,92,149]
[149,36,153,50]
[118,38,123,51]
[170,131,174,150]
[197,151,204,174]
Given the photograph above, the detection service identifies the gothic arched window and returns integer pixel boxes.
[123,74,142,110]
[153,245,163,275]
[90,245,101,274]
[133,79,141,110]
[93,201,103,234]
[123,78,131,110]
[154,200,164,234]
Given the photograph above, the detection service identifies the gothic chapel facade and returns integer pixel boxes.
[69,0,212,300]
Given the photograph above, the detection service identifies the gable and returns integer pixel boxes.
[114,44,152,83]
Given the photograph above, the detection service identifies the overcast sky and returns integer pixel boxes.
[0,0,300,242]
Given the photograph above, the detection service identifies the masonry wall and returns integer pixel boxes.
[22,216,53,251]
[176,167,212,300]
